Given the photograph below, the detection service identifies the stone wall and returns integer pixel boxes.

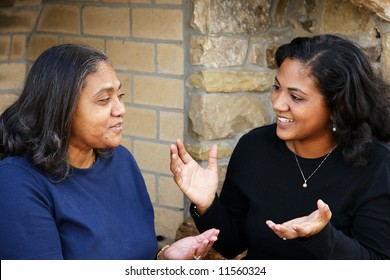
[1,0,390,241]
[184,0,390,208]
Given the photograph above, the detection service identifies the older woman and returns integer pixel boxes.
[170,34,390,259]
[0,44,218,260]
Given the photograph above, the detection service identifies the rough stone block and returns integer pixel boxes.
[185,142,232,161]
[189,93,271,140]
[191,36,248,67]
[187,70,275,93]
[191,0,271,34]
[320,0,373,34]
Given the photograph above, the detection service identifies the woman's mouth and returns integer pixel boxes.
[110,123,123,132]
[278,117,294,123]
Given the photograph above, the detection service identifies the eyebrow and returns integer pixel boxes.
[93,83,122,96]
[274,77,308,96]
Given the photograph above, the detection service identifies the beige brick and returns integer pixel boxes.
[0,10,39,33]
[107,40,154,72]
[102,0,150,3]
[83,6,130,37]
[123,107,157,138]
[60,37,105,52]
[157,43,183,75]
[120,136,132,152]
[0,36,10,61]
[158,176,184,208]
[142,172,156,203]
[27,35,59,60]
[133,76,184,109]
[115,72,131,103]
[65,0,98,2]
[0,63,25,90]
[0,93,18,113]
[154,207,183,239]
[15,0,42,6]
[132,8,183,40]
[133,140,170,174]
[156,0,182,4]
[62,0,98,2]
[11,35,26,61]
[159,111,183,141]
[37,5,80,34]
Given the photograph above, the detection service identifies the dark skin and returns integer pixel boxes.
[170,58,333,241]
[69,62,220,260]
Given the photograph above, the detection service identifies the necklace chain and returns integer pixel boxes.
[293,145,335,188]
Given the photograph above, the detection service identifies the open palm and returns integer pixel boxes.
[266,199,332,239]
[170,139,219,212]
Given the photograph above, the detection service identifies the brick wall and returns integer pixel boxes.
[0,0,185,240]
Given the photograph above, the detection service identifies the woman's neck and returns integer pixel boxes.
[68,145,96,168]
[286,137,337,158]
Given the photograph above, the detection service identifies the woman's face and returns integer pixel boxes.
[70,61,125,151]
[271,58,332,146]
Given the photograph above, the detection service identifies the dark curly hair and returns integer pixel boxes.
[0,44,114,182]
[275,34,390,165]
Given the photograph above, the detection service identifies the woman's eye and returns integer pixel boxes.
[118,93,125,100]
[272,84,280,91]
[99,97,110,103]
[291,94,303,102]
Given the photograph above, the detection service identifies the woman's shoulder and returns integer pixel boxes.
[109,145,140,169]
[230,123,279,157]
[369,141,390,162]
[373,141,390,152]
[239,123,277,143]
[0,155,37,175]
[0,156,50,196]
[112,145,134,161]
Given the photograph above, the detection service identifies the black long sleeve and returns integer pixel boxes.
[193,124,390,259]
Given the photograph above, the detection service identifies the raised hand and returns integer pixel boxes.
[265,199,332,240]
[162,228,220,260]
[170,139,219,213]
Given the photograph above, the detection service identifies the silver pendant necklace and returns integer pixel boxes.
[293,145,335,188]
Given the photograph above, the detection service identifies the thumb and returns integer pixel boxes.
[317,199,332,221]
[207,144,218,171]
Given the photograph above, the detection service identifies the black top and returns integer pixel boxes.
[192,124,390,259]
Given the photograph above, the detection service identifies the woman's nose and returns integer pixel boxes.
[112,97,126,117]
[271,92,289,112]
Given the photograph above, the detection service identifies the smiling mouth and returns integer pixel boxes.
[278,117,294,123]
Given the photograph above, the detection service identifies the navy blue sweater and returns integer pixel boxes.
[0,145,157,259]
